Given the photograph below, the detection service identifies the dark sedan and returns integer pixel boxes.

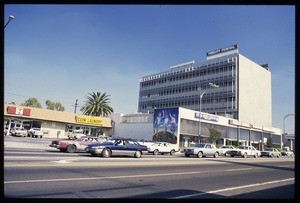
[85,138,148,158]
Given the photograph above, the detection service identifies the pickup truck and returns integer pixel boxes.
[227,146,260,158]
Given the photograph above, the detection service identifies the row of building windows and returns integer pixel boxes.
[180,119,281,144]
[140,64,236,87]
[140,82,236,98]
[140,58,237,83]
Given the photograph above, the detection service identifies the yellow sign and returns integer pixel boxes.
[75,116,103,126]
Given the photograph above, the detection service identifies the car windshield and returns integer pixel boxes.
[194,143,206,148]
[238,146,247,149]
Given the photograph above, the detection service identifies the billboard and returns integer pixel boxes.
[153,108,179,144]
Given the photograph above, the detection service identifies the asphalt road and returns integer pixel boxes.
[3,136,296,199]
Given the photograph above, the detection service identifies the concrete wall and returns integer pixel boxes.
[238,54,272,127]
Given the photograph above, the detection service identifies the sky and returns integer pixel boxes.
[3,4,295,134]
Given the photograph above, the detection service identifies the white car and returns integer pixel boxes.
[28,128,43,138]
[147,142,179,155]
[68,129,86,139]
[11,127,27,137]
[218,145,237,156]
[183,143,220,158]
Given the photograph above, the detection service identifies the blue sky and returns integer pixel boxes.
[4,4,295,133]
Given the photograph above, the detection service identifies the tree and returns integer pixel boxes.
[80,92,114,117]
[21,98,42,108]
[266,137,274,148]
[208,128,222,145]
[46,100,65,111]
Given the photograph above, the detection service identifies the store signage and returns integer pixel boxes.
[75,115,103,126]
[206,44,238,57]
[6,106,31,116]
[194,113,219,122]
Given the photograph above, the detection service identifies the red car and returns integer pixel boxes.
[49,137,107,153]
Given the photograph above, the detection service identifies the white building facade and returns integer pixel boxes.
[110,107,282,150]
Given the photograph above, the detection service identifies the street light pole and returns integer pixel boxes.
[4,15,14,29]
[283,113,295,150]
[198,82,219,143]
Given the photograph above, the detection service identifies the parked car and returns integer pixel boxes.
[260,148,281,158]
[28,128,43,138]
[68,129,86,139]
[217,145,237,156]
[85,138,148,158]
[11,127,27,137]
[147,142,179,155]
[227,146,260,158]
[137,140,156,147]
[183,143,219,158]
[281,147,294,156]
[49,136,106,153]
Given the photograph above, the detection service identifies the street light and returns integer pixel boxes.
[283,113,295,150]
[4,15,14,29]
[198,82,219,143]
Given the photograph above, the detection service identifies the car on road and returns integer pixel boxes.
[260,148,281,158]
[28,128,44,138]
[227,145,260,158]
[11,127,27,137]
[147,142,179,155]
[183,143,219,158]
[281,148,294,157]
[217,145,237,156]
[85,138,148,158]
[50,136,107,153]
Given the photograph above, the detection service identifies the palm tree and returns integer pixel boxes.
[80,92,114,117]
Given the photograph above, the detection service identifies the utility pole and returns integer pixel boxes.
[73,99,79,114]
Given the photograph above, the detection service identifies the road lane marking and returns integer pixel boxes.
[171,178,295,199]
[225,167,252,172]
[4,171,203,184]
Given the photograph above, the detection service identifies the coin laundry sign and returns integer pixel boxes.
[75,115,102,126]
[194,113,219,122]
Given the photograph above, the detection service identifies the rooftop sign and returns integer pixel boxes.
[206,44,238,57]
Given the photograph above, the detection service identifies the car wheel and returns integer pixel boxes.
[197,151,203,158]
[254,153,258,158]
[59,149,66,152]
[270,154,274,158]
[277,154,280,158]
[185,154,190,157]
[66,145,76,153]
[231,155,234,157]
[170,149,176,156]
[153,149,159,155]
[134,151,142,158]
[102,148,111,158]
[214,152,219,158]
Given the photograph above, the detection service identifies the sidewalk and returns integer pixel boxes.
[4,138,53,150]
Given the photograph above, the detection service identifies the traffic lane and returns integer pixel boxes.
[4,160,294,198]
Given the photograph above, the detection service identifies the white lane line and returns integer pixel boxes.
[225,167,252,172]
[4,171,202,184]
[171,178,295,199]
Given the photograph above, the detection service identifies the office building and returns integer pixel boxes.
[138,44,272,128]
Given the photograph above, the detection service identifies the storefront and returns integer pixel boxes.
[4,103,112,138]
[152,107,282,149]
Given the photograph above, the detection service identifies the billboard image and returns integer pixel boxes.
[153,108,178,144]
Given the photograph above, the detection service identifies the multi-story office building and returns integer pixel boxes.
[138,44,272,128]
